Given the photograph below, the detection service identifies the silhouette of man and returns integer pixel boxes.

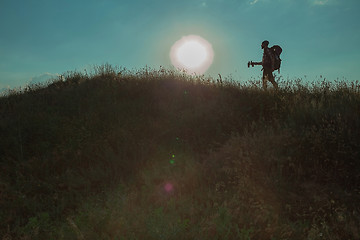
[257,40,277,90]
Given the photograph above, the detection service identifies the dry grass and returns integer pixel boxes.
[0,65,359,239]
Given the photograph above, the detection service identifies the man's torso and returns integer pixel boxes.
[262,48,273,68]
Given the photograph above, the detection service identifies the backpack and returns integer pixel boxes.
[270,45,282,72]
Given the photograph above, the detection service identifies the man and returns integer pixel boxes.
[260,40,278,90]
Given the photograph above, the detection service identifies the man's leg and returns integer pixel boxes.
[262,71,267,90]
[268,72,278,90]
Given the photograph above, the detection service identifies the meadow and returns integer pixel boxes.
[0,65,359,239]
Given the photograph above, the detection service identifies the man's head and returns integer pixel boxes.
[261,40,269,49]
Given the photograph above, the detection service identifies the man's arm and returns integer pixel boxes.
[267,48,275,70]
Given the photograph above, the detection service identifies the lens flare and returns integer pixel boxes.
[164,183,173,192]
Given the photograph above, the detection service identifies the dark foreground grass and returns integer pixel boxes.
[0,66,359,239]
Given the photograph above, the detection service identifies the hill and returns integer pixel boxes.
[1,66,359,239]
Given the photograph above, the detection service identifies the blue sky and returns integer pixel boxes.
[0,0,359,89]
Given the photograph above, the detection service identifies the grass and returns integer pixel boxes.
[0,65,359,239]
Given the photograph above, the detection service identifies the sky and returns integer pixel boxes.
[1,0,359,89]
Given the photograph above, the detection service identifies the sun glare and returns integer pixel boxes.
[170,35,214,75]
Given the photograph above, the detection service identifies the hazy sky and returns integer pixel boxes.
[1,0,359,88]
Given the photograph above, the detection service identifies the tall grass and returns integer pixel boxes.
[0,65,359,239]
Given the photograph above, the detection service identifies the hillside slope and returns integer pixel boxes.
[1,68,359,239]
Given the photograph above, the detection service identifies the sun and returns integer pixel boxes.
[170,35,214,75]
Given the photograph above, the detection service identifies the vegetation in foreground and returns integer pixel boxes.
[0,65,359,239]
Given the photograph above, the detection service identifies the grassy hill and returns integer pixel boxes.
[1,66,359,239]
